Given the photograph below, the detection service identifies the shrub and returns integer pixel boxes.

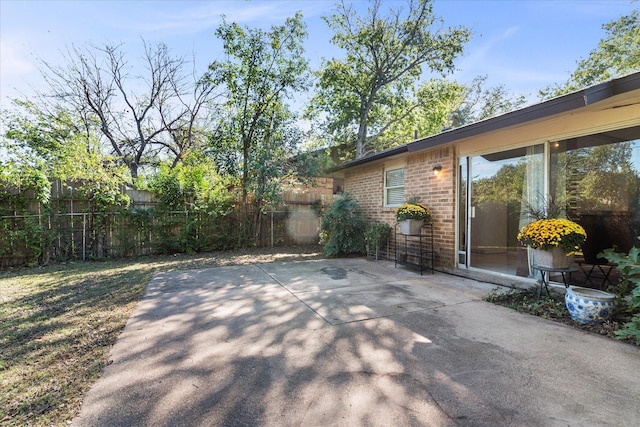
[365,221,392,259]
[599,237,640,342]
[319,193,366,257]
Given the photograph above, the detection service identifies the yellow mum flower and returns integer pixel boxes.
[517,219,587,254]
[396,203,432,223]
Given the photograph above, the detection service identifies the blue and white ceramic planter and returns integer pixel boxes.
[565,286,616,325]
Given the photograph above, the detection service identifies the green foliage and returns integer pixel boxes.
[364,221,392,259]
[149,155,235,213]
[449,75,527,127]
[309,0,470,158]
[2,100,75,163]
[375,79,466,149]
[149,170,183,209]
[472,162,527,205]
[145,156,237,254]
[599,239,640,341]
[0,160,51,212]
[0,156,54,266]
[0,214,52,266]
[320,193,367,257]
[205,12,310,218]
[572,143,640,212]
[485,287,569,320]
[540,10,640,98]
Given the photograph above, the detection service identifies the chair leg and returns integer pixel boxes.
[578,262,596,286]
[597,264,614,289]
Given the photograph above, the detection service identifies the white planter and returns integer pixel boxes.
[565,286,616,324]
[399,219,423,235]
[532,247,573,269]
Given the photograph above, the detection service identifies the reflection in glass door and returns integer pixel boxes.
[550,126,640,261]
[465,145,544,276]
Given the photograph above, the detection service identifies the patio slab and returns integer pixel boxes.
[72,258,640,426]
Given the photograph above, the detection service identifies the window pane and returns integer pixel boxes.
[387,187,404,205]
[386,168,404,187]
[385,168,404,206]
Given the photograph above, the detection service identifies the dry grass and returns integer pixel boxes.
[0,246,324,426]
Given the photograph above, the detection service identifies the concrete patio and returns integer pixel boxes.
[73,258,640,426]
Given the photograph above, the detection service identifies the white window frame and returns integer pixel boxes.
[384,166,405,207]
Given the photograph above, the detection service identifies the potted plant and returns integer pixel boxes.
[517,218,587,268]
[396,202,432,235]
[564,286,616,324]
[364,221,392,259]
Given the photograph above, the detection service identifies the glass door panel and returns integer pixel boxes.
[468,145,544,275]
[550,126,640,263]
[457,157,468,267]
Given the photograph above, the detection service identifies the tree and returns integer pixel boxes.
[540,9,640,98]
[2,100,79,167]
[1,100,131,258]
[450,76,528,127]
[309,0,470,158]
[352,75,528,150]
[34,40,219,180]
[364,78,464,149]
[2,100,130,212]
[204,13,310,241]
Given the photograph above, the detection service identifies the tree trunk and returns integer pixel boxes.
[356,121,368,159]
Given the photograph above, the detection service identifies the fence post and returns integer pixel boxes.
[271,210,274,248]
[82,213,87,261]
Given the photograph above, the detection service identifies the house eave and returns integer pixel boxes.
[330,145,408,172]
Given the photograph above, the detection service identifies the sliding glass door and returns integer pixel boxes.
[466,145,544,275]
[550,126,640,262]
[459,125,640,278]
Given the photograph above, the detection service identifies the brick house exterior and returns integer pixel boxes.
[333,72,640,284]
[339,146,457,269]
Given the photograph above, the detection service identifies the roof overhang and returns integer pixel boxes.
[332,72,640,172]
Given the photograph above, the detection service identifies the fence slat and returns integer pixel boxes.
[0,207,322,268]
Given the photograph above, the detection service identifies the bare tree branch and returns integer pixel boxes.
[33,40,221,181]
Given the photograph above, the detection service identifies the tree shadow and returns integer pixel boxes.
[70,259,640,426]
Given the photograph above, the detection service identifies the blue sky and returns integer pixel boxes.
[0,0,636,111]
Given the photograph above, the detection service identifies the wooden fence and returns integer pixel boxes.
[0,178,336,269]
[0,207,324,269]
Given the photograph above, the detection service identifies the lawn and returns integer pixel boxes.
[0,246,324,427]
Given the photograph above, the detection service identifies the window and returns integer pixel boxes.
[385,167,404,206]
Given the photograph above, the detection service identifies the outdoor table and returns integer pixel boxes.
[533,265,579,299]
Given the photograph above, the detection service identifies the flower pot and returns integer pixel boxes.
[532,247,573,269]
[565,286,616,325]
[399,219,423,235]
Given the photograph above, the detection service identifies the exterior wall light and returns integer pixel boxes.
[433,165,442,176]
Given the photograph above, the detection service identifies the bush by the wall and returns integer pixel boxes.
[320,193,366,257]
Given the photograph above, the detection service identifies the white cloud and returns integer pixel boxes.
[462,26,520,68]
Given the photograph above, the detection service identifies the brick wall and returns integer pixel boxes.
[343,147,457,269]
